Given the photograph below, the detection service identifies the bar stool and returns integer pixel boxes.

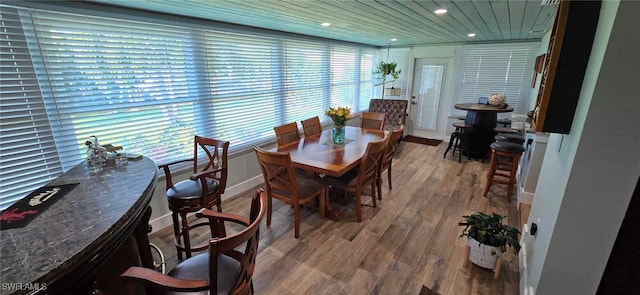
[494,133,525,145]
[493,127,517,134]
[497,118,512,127]
[444,122,471,163]
[482,141,525,203]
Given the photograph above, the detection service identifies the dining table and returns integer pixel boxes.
[454,103,514,159]
[270,126,387,220]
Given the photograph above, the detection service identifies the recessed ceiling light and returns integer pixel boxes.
[467,33,476,37]
[390,38,398,42]
[320,22,331,27]
[434,9,448,15]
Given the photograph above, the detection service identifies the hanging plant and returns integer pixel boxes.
[374,61,401,85]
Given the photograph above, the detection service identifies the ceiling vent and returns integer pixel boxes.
[541,0,560,5]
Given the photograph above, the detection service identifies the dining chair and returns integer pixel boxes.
[274,122,300,147]
[301,116,322,137]
[324,136,388,222]
[253,146,325,238]
[360,111,386,131]
[377,125,405,200]
[122,189,266,295]
[158,136,229,260]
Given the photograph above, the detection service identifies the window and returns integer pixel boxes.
[0,7,62,209]
[452,43,538,117]
[0,4,375,209]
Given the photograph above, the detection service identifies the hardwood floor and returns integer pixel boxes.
[149,141,522,294]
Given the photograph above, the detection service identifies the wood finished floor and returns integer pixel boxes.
[149,141,521,295]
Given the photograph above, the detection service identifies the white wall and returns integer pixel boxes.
[525,1,640,293]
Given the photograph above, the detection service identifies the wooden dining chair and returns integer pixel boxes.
[274,122,300,147]
[301,116,322,137]
[253,146,325,238]
[324,136,388,222]
[377,125,405,200]
[122,189,266,295]
[158,136,229,260]
[360,111,386,130]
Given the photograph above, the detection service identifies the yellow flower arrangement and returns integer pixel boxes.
[325,106,351,126]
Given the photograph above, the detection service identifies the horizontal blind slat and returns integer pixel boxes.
[0,4,374,210]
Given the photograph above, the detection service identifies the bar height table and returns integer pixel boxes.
[454,103,514,159]
[0,157,158,294]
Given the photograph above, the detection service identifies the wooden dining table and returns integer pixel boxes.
[270,126,386,220]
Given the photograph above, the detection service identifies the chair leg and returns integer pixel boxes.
[371,182,377,208]
[506,154,521,203]
[216,199,223,212]
[377,175,382,201]
[171,212,182,260]
[180,212,192,259]
[266,194,272,226]
[319,187,326,219]
[387,166,393,190]
[457,133,463,163]
[293,203,300,238]
[483,150,498,198]
[355,191,362,223]
[444,132,458,158]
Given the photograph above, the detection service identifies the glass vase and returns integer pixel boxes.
[332,125,345,144]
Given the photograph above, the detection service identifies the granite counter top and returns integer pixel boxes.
[0,157,158,293]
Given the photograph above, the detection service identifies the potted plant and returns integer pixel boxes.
[374,61,401,99]
[458,212,521,270]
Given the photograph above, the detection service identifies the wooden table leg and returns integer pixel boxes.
[303,186,343,221]
[324,199,343,221]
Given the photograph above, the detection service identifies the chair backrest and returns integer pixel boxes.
[380,125,404,172]
[194,135,230,196]
[355,137,388,189]
[368,99,408,126]
[205,189,266,294]
[120,190,265,294]
[360,111,386,130]
[301,116,322,137]
[253,146,299,201]
[274,122,300,147]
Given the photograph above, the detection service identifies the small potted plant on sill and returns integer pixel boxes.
[458,212,521,278]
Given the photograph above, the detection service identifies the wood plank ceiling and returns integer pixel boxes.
[89,0,558,47]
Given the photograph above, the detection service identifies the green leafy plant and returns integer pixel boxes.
[374,61,401,84]
[458,212,521,255]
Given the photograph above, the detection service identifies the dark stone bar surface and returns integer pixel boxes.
[0,157,157,294]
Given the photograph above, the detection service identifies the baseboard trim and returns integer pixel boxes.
[148,174,264,234]
[518,190,534,208]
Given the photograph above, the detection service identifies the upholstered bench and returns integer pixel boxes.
[368,99,408,132]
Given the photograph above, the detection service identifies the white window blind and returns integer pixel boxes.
[0,4,374,209]
[1,7,62,209]
[21,9,203,171]
[453,43,538,117]
[359,53,374,111]
[283,40,328,124]
[205,31,280,151]
[330,46,358,108]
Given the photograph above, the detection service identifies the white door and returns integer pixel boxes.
[408,58,452,140]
